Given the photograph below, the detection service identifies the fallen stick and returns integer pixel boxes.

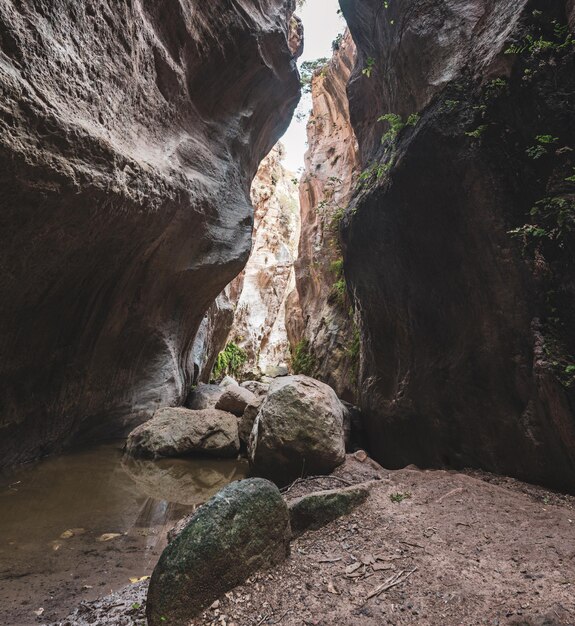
[365,567,418,600]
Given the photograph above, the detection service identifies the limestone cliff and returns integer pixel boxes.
[340,0,575,490]
[287,31,360,402]
[220,144,299,379]
[0,0,301,467]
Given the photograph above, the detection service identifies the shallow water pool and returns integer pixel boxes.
[0,442,247,625]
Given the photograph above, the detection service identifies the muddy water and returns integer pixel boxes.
[0,442,248,626]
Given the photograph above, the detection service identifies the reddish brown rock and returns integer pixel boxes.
[0,0,301,467]
[287,31,360,402]
[340,0,575,490]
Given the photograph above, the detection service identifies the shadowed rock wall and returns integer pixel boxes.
[340,0,575,490]
[287,31,360,402]
[0,0,301,467]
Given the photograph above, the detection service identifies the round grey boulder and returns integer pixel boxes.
[125,407,239,459]
[146,478,290,625]
[248,375,346,485]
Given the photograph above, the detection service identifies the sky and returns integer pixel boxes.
[280,0,345,173]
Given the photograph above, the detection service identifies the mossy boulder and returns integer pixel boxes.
[146,477,290,626]
[288,485,371,538]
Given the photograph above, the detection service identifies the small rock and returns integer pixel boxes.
[215,386,258,417]
[220,376,239,388]
[146,478,291,626]
[354,449,368,463]
[288,484,371,538]
[264,365,289,378]
[125,407,239,459]
[240,380,270,398]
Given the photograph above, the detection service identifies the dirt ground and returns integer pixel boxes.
[54,456,575,626]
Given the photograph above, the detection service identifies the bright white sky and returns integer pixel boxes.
[281,0,345,173]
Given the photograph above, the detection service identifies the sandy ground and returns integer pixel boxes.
[54,456,575,626]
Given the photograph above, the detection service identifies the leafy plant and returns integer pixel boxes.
[300,58,329,94]
[465,124,489,139]
[291,339,315,376]
[390,492,411,503]
[526,134,559,159]
[212,342,247,380]
[362,57,376,78]
[332,33,344,51]
[378,112,420,144]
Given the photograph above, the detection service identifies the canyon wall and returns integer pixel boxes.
[0,0,301,467]
[287,31,360,402]
[340,0,575,490]
[230,144,300,378]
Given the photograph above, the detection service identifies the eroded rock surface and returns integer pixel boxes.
[215,385,259,416]
[124,407,240,459]
[248,375,346,485]
[229,145,301,378]
[0,0,301,467]
[340,0,575,490]
[287,31,360,402]
[146,477,290,626]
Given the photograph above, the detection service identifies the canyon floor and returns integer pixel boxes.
[57,456,575,626]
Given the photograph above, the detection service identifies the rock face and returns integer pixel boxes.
[146,478,291,625]
[0,0,301,468]
[215,385,259,416]
[249,375,346,485]
[286,31,360,402]
[124,407,239,459]
[340,0,575,490]
[229,145,301,378]
[288,484,371,538]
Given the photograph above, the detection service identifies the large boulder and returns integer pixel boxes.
[146,478,291,625]
[215,385,259,417]
[125,408,239,459]
[241,380,270,398]
[186,384,224,410]
[248,375,346,485]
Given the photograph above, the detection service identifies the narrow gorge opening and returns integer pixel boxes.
[198,0,355,395]
[1,1,575,625]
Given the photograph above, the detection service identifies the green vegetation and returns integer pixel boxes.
[330,206,345,232]
[378,112,420,144]
[212,342,247,380]
[504,18,574,56]
[509,197,575,245]
[291,339,315,376]
[526,134,559,160]
[390,492,411,503]
[300,58,328,94]
[332,33,344,51]
[465,124,489,139]
[362,57,375,78]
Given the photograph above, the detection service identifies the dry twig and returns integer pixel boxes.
[365,567,418,600]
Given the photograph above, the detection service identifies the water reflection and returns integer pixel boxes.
[0,442,248,625]
[122,455,247,506]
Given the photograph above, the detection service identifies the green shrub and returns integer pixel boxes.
[291,340,315,376]
[212,342,247,381]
